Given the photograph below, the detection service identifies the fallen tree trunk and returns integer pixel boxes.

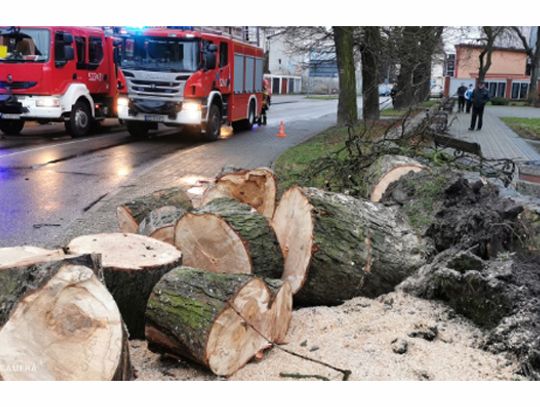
[117,187,192,233]
[67,233,182,339]
[363,155,426,202]
[138,206,186,245]
[0,254,133,380]
[174,198,283,278]
[145,267,275,376]
[272,187,426,305]
[200,167,277,219]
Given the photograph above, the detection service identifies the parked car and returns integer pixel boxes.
[430,84,444,98]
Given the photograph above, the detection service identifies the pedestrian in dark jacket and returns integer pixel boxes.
[457,83,467,112]
[469,82,490,131]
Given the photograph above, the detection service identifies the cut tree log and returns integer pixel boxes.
[67,233,182,339]
[0,246,65,267]
[145,267,275,376]
[200,167,277,219]
[0,254,132,380]
[264,279,293,344]
[174,197,283,278]
[364,155,426,202]
[272,186,426,305]
[117,187,192,233]
[138,206,187,245]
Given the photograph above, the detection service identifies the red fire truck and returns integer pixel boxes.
[0,26,124,137]
[116,27,265,140]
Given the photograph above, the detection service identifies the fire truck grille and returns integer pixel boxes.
[127,79,185,100]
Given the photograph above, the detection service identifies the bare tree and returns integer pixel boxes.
[511,26,540,105]
[477,26,508,83]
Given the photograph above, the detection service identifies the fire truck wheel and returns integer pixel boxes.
[126,121,150,138]
[0,120,25,136]
[204,105,222,142]
[67,100,92,138]
[232,102,255,133]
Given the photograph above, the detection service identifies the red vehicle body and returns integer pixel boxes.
[0,26,124,137]
[116,27,265,140]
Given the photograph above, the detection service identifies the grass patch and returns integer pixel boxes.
[273,120,394,193]
[304,95,339,100]
[500,117,540,140]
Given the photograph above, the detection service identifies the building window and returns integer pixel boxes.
[445,54,455,77]
[486,82,506,98]
[511,82,529,99]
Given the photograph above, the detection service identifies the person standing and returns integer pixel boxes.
[469,82,490,131]
[456,83,467,112]
[464,84,474,114]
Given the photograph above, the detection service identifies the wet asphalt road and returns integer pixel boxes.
[1,95,365,247]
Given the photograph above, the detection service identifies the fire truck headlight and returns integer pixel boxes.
[182,101,201,112]
[36,97,60,108]
[117,97,129,109]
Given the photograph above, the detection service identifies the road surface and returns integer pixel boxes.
[0,95,389,247]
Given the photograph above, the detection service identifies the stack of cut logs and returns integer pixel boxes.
[0,159,431,379]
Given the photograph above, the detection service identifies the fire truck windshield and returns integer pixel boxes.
[119,36,199,73]
[0,28,50,63]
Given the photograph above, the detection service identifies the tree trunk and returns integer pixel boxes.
[363,154,426,202]
[174,198,283,278]
[67,233,182,339]
[394,27,419,109]
[145,267,275,376]
[333,26,358,125]
[529,28,540,106]
[360,27,381,121]
[271,187,426,305]
[117,187,192,233]
[0,254,133,380]
[200,167,277,219]
[138,206,186,245]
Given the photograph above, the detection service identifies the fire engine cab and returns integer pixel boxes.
[0,26,123,137]
[116,27,265,141]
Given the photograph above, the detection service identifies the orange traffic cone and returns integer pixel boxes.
[276,121,287,138]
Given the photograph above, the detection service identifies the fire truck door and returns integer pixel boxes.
[217,41,231,95]
[79,36,110,95]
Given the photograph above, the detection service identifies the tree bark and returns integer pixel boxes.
[117,187,193,233]
[394,27,419,109]
[200,167,277,219]
[271,187,426,306]
[0,254,133,380]
[333,26,358,125]
[67,233,182,339]
[145,267,274,376]
[529,28,540,106]
[138,206,186,245]
[360,27,381,121]
[175,197,283,278]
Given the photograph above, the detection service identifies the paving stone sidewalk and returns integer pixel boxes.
[448,106,540,162]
